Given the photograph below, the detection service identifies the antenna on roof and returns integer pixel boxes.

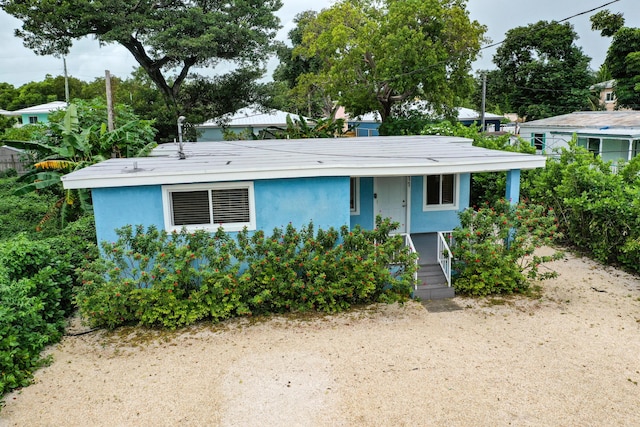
[177,116,186,160]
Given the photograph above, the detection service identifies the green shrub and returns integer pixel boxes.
[0,234,78,316]
[529,140,640,272]
[0,176,61,240]
[0,265,66,396]
[451,199,564,296]
[76,218,417,329]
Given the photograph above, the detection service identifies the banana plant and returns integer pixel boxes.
[14,102,157,226]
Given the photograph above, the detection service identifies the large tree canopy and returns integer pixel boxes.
[292,0,485,122]
[490,21,593,121]
[1,0,283,115]
[592,10,640,110]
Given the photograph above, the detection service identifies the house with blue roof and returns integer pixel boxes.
[61,135,545,299]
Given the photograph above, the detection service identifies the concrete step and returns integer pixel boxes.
[413,263,453,300]
[413,285,455,300]
[417,264,448,286]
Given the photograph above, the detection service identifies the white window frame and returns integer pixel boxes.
[605,92,615,102]
[162,182,256,232]
[423,174,459,211]
[350,177,360,215]
[28,116,38,124]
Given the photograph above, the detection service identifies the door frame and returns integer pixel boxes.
[373,176,411,234]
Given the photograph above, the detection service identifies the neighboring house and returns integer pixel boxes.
[61,135,544,299]
[456,107,503,132]
[590,80,617,111]
[195,106,307,141]
[519,111,640,163]
[0,145,29,175]
[7,101,67,126]
[343,107,504,136]
[335,109,381,137]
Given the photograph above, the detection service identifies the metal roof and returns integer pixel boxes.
[520,111,640,129]
[349,107,503,123]
[62,136,545,190]
[197,106,307,128]
[9,101,67,115]
[551,128,640,138]
[457,107,503,121]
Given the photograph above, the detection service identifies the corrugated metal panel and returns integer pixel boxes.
[521,111,640,129]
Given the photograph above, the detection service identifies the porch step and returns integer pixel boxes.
[417,263,448,286]
[413,263,454,300]
[413,284,455,300]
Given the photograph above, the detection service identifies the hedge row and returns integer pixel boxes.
[76,218,418,329]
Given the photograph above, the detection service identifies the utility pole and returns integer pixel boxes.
[105,70,115,132]
[63,57,70,105]
[480,73,487,132]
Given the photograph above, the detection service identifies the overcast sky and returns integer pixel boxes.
[0,0,635,88]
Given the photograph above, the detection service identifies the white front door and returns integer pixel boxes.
[374,176,407,233]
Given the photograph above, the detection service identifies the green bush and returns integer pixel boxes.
[76,218,417,329]
[451,199,564,296]
[0,176,61,240]
[0,261,66,396]
[529,140,640,272]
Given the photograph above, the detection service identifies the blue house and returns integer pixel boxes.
[343,107,505,136]
[8,101,67,126]
[61,136,545,298]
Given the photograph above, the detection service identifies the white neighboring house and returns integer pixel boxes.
[194,106,308,141]
[519,111,640,164]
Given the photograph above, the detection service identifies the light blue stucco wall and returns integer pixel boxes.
[21,112,51,125]
[350,177,374,229]
[409,173,471,233]
[255,177,350,232]
[92,185,165,245]
[91,177,351,245]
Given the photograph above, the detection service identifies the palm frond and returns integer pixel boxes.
[36,197,65,231]
[135,141,158,157]
[35,160,76,170]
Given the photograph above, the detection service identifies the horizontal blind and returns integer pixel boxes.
[212,188,250,224]
[441,174,455,204]
[171,190,211,225]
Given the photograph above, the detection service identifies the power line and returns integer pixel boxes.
[481,0,622,50]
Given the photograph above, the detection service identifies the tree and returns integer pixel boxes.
[1,0,283,116]
[267,10,331,117]
[591,11,640,110]
[491,21,593,121]
[292,0,486,122]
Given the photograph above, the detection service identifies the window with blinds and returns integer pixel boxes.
[424,174,456,208]
[164,183,255,231]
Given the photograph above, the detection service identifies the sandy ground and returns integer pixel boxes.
[1,249,640,426]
